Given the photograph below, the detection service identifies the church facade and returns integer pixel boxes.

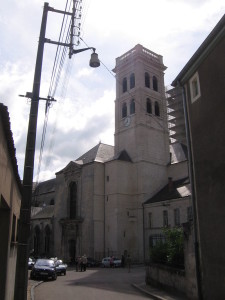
[31,44,189,263]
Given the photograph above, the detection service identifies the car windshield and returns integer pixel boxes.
[36,259,55,267]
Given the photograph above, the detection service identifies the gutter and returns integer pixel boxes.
[180,82,203,300]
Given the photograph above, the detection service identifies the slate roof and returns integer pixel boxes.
[76,143,114,164]
[31,205,54,219]
[145,177,190,204]
[170,143,188,164]
[0,103,22,194]
[34,178,56,195]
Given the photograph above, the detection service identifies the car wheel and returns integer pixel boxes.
[52,273,57,280]
[64,270,66,275]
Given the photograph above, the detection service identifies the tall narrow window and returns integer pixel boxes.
[155,101,160,116]
[130,73,135,89]
[148,212,152,228]
[44,225,51,255]
[163,210,168,227]
[153,76,158,91]
[130,99,135,114]
[122,102,127,118]
[146,98,152,114]
[34,226,41,255]
[174,208,180,226]
[145,72,150,88]
[187,206,193,221]
[70,182,77,219]
[122,77,127,93]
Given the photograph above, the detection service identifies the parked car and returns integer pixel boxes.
[55,260,67,275]
[113,257,122,267]
[30,258,57,280]
[28,257,35,270]
[87,257,101,267]
[101,257,121,268]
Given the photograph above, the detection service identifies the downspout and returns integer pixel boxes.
[142,203,145,263]
[179,81,203,300]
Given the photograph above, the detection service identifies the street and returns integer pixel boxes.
[33,266,152,300]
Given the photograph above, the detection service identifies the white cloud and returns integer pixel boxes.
[1,0,224,181]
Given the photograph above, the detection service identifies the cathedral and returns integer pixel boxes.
[30,44,190,263]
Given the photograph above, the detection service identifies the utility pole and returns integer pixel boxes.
[14,3,49,299]
[14,2,100,299]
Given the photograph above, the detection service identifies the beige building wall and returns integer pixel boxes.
[0,105,21,300]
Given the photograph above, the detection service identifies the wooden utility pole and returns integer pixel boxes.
[14,3,49,299]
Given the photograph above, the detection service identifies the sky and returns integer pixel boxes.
[0,0,224,182]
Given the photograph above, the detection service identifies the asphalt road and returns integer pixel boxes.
[33,266,152,300]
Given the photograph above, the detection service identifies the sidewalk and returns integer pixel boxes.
[132,282,189,300]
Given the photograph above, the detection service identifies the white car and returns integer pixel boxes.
[101,257,121,268]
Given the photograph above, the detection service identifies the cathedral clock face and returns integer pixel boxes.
[123,116,131,127]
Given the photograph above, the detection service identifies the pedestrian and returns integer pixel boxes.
[82,254,87,271]
[127,255,131,272]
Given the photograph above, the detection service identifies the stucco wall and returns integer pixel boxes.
[0,114,21,300]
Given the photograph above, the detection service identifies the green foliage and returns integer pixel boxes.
[150,227,184,268]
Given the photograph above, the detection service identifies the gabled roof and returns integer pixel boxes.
[76,143,114,164]
[0,103,22,194]
[112,149,132,162]
[145,177,190,204]
[33,178,55,195]
[31,205,54,219]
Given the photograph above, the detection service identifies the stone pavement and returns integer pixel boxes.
[27,267,189,300]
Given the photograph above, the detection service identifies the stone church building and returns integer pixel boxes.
[31,44,190,263]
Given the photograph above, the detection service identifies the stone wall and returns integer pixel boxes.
[146,223,198,299]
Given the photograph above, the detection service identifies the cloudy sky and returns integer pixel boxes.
[1,0,224,182]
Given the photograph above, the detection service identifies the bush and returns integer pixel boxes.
[150,227,184,268]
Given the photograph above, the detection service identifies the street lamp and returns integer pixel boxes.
[14,2,100,300]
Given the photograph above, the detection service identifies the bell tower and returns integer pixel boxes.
[113,44,170,165]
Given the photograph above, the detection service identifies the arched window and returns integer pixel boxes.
[155,101,160,116]
[44,225,51,255]
[146,98,152,114]
[130,99,135,114]
[69,182,77,219]
[122,102,127,118]
[145,72,150,88]
[130,73,135,89]
[153,76,158,91]
[122,77,127,93]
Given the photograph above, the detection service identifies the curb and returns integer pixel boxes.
[30,281,43,300]
[132,283,167,300]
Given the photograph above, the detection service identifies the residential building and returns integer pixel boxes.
[0,103,22,300]
[172,14,225,300]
